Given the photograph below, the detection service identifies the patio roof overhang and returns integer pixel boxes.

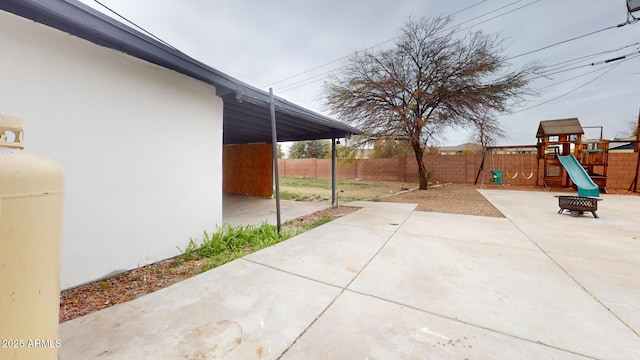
[1,0,362,145]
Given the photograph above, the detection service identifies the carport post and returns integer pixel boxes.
[332,138,337,206]
[269,88,281,233]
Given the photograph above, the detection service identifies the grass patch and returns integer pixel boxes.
[279,177,333,189]
[306,215,333,230]
[279,191,328,202]
[177,222,299,271]
[278,177,412,203]
[279,178,386,191]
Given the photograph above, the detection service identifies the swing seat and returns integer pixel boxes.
[506,170,519,179]
[490,169,504,185]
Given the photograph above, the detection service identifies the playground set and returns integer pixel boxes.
[477,117,611,218]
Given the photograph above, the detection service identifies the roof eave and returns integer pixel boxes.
[0,0,363,143]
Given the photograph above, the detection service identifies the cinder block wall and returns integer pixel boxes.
[608,153,638,190]
[357,157,402,181]
[277,152,639,190]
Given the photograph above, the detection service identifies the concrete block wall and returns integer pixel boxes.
[280,158,319,179]
[608,153,639,190]
[357,157,402,181]
[427,155,468,183]
[277,152,639,191]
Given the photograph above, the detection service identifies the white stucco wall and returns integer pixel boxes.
[0,11,223,289]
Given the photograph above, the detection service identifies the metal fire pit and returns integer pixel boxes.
[555,195,602,218]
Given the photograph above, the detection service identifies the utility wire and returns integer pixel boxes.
[280,43,640,92]
[506,22,629,61]
[93,0,177,50]
[279,15,631,94]
[449,0,532,34]
[511,55,637,114]
[279,3,637,93]
[450,0,489,16]
[91,0,633,99]
[270,0,491,88]
[543,42,640,72]
[280,28,640,92]
[269,0,528,88]
[90,0,531,93]
[538,49,640,77]
[278,68,338,92]
[97,0,634,101]
[453,0,541,35]
[277,0,542,93]
[536,61,622,91]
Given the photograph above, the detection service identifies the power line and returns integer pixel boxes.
[281,35,637,98]
[91,0,634,99]
[270,0,492,88]
[277,0,543,93]
[278,68,339,92]
[450,0,489,17]
[542,42,640,72]
[453,0,541,35]
[506,22,629,61]
[269,0,530,89]
[92,0,527,95]
[511,55,637,114]
[538,49,640,78]
[93,0,177,50]
[449,0,532,34]
[279,43,640,93]
[536,61,623,91]
[279,16,633,94]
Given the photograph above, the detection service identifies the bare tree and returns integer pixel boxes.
[467,110,508,148]
[324,16,539,189]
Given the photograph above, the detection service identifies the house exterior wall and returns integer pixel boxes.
[0,10,223,289]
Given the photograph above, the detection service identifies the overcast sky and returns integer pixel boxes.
[81,0,640,146]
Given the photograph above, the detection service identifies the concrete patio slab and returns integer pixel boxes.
[223,194,329,227]
[398,211,538,250]
[245,223,394,288]
[551,253,640,334]
[334,201,417,232]
[59,259,341,359]
[58,190,640,359]
[479,189,640,356]
[348,229,640,359]
[282,291,589,359]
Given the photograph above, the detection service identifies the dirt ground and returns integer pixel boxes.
[384,183,505,217]
[59,183,636,322]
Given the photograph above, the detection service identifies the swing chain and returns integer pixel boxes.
[521,150,535,179]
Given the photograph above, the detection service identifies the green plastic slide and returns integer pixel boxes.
[557,154,599,197]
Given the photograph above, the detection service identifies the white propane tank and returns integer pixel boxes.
[0,114,64,360]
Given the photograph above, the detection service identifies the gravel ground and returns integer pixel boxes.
[58,184,516,322]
